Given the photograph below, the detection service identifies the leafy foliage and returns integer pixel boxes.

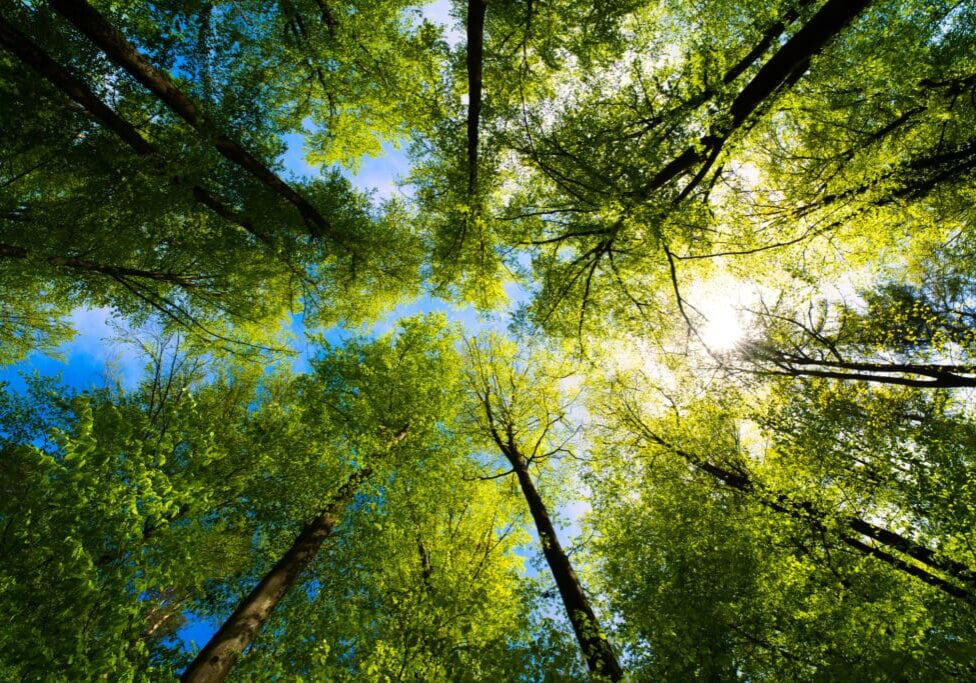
[3,0,976,680]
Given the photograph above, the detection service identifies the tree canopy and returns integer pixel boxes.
[2,0,976,680]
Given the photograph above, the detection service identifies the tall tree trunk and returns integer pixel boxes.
[182,427,407,683]
[0,13,267,244]
[181,467,370,683]
[721,0,815,85]
[749,352,976,389]
[510,452,623,681]
[0,13,152,155]
[465,0,486,194]
[725,0,870,129]
[47,0,336,241]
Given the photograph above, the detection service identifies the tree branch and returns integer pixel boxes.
[48,0,337,241]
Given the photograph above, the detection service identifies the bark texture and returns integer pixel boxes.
[637,0,873,197]
[182,428,407,683]
[511,453,624,681]
[465,0,487,193]
[181,468,370,683]
[0,13,153,155]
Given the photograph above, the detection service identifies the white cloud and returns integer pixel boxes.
[279,131,318,177]
[344,143,412,201]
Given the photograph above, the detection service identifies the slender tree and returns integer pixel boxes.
[623,414,976,599]
[589,377,976,678]
[48,0,337,240]
[184,317,463,681]
[741,268,976,389]
[466,337,623,681]
[465,0,487,193]
[182,447,400,683]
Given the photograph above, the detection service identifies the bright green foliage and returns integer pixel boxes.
[461,333,583,470]
[409,1,642,308]
[412,0,976,343]
[759,379,976,572]
[0,357,266,679]
[587,385,976,680]
[232,458,549,682]
[0,320,576,680]
[168,318,580,680]
[0,0,438,360]
[742,245,976,384]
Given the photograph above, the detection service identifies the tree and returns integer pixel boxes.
[182,316,465,681]
[224,426,575,682]
[0,1,439,359]
[460,0,973,345]
[464,336,623,681]
[587,380,976,678]
[0,342,272,678]
[740,239,976,388]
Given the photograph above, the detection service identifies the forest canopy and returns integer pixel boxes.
[2,0,976,680]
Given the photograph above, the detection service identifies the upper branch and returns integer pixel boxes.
[48,0,337,241]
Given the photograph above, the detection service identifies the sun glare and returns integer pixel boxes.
[700,303,745,351]
[690,275,757,353]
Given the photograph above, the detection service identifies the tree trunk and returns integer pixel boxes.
[48,0,336,241]
[182,427,407,683]
[465,0,486,194]
[726,0,871,129]
[763,366,976,389]
[181,467,370,683]
[0,13,152,155]
[751,352,976,389]
[721,0,814,85]
[510,454,623,681]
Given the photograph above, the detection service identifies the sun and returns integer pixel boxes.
[700,303,746,351]
[689,275,757,353]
